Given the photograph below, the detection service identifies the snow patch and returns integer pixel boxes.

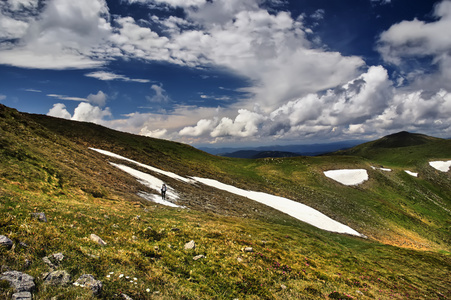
[429,160,451,172]
[90,148,193,184]
[371,166,392,172]
[323,169,369,186]
[404,170,418,177]
[193,177,364,237]
[91,148,364,237]
[110,162,182,208]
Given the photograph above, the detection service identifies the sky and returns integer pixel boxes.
[1,0,450,148]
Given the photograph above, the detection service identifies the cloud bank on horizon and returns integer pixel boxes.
[1,0,450,146]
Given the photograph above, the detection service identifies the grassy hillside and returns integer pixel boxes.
[332,131,451,167]
[1,104,450,299]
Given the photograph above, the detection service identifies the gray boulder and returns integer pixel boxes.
[44,270,71,286]
[0,235,13,249]
[73,274,102,296]
[0,271,35,293]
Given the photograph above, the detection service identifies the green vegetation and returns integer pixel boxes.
[1,104,450,299]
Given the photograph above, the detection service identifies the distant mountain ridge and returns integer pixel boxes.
[199,140,366,158]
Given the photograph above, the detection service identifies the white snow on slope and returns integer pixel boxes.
[404,170,418,177]
[323,169,369,186]
[91,148,364,237]
[193,177,364,237]
[429,160,451,172]
[90,148,193,183]
[371,166,392,172]
[110,162,182,208]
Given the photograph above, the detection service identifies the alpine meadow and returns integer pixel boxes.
[1,104,450,299]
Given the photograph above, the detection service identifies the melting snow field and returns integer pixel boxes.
[429,160,451,172]
[323,169,369,186]
[404,170,418,177]
[371,166,392,172]
[90,148,365,237]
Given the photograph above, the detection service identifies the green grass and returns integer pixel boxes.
[1,104,451,299]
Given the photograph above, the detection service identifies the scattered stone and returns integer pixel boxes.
[31,212,47,222]
[52,253,64,262]
[121,293,133,300]
[19,242,28,248]
[112,224,119,228]
[43,270,71,286]
[184,240,196,250]
[0,235,13,249]
[193,255,205,261]
[90,234,107,246]
[73,274,102,296]
[281,284,287,290]
[356,290,364,296]
[12,292,32,300]
[42,257,56,270]
[243,247,253,253]
[132,235,138,241]
[236,257,243,263]
[0,271,35,293]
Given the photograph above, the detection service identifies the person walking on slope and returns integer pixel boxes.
[161,183,167,200]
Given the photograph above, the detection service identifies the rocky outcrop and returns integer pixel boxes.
[0,271,35,300]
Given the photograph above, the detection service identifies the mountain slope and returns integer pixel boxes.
[332,131,451,166]
[1,104,450,299]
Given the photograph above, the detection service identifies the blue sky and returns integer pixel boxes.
[1,0,450,147]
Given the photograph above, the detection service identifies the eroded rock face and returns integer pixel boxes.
[0,271,35,293]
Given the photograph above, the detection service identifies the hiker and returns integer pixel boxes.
[161,183,167,200]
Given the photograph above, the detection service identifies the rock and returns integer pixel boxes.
[121,293,133,300]
[44,270,71,286]
[193,255,205,261]
[0,271,35,293]
[73,274,102,296]
[184,240,195,250]
[52,253,64,262]
[243,247,253,253]
[42,257,56,270]
[12,292,32,300]
[31,212,47,222]
[90,234,107,246]
[0,235,13,249]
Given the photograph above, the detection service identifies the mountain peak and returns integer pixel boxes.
[373,131,433,148]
